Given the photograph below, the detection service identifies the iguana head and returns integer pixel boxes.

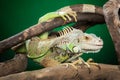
[54,27,103,54]
[73,33,103,53]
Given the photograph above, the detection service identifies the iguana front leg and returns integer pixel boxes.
[38,11,76,23]
[86,58,101,69]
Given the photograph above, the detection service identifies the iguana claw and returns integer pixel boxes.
[58,12,77,22]
[62,57,100,73]
[86,58,101,70]
[62,57,90,70]
[61,63,78,69]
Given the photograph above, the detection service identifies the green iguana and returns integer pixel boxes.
[13,27,103,67]
[12,4,103,68]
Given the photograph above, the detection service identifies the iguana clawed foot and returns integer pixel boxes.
[62,57,100,73]
[61,57,90,70]
[86,58,101,70]
[58,11,77,22]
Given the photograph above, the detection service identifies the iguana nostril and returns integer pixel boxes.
[99,40,101,42]
[95,38,102,43]
[98,38,101,41]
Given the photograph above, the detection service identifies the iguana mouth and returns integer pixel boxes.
[81,43,103,53]
[82,49,101,53]
[83,48,100,51]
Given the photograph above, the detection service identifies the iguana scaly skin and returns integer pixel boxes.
[14,27,103,67]
[38,4,103,23]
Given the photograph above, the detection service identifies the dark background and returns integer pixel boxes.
[0,0,118,71]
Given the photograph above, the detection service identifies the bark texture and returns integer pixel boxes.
[0,53,27,77]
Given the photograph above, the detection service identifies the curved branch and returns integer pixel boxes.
[0,63,120,80]
[103,0,120,64]
[0,13,105,54]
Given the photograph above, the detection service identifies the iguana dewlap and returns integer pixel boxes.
[24,27,103,67]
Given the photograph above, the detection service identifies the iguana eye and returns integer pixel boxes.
[84,36,90,40]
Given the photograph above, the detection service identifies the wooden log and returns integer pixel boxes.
[0,53,27,77]
[0,63,120,80]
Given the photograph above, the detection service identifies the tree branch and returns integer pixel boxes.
[103,0,120,64]
[0,13,105,54]
[0,63,120,80]
[0,53,27,77]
